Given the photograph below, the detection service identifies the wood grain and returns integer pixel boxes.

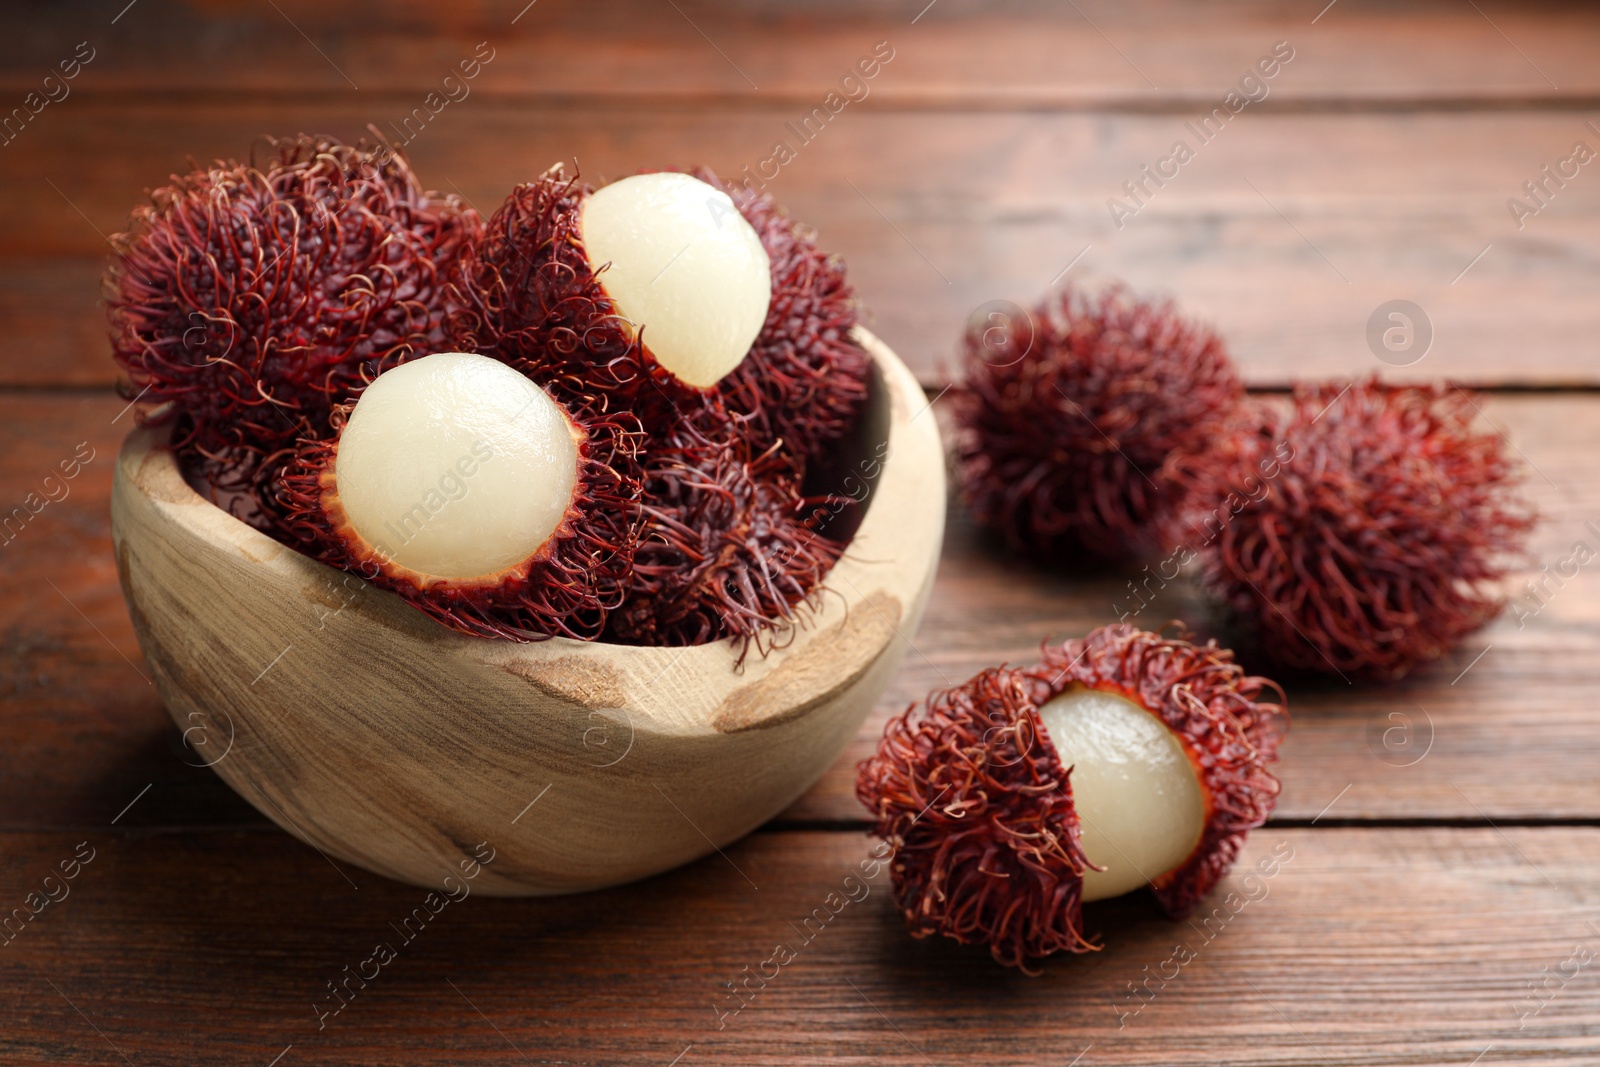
[4,393,1597,832]
[12,104,1600,389]
[7,0,1600,105]
[1,826,1596,1064]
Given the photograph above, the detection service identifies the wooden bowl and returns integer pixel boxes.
[110,330,944,895]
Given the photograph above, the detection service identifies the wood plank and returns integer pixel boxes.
[0,826,1596,1064]
[0,258,107,387]
[6,0,1600,105]
[0,392,265,832]
[9,105,1599,388]
[3,394,1598,831]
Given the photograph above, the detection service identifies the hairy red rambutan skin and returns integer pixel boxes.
[952,284,1243,562]
[1025,625,1285,920]
[170,422,290,532]
[1166,377,1536,678]
[273,394,643,642]
[604,426,846,656]
[686,168,870,462]
[857,624,1285,972]
[855,665,1095,972]
[107,133,481,471]
[448,165,714,433]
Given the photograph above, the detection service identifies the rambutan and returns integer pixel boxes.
[856,624,1285,972]
[952,283,1243,563]
[605,423,845,654]
[1165,377,1536,678]
[454,164,869,457]
[106,133,480,528]
[450,164,771,426]
[276,352,641,641]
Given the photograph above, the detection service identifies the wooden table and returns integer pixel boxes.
[4,1,1599,1063]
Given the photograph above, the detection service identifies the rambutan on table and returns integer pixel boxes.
[3,2,1599,1064]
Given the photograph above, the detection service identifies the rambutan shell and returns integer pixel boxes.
[856,663,1096,972]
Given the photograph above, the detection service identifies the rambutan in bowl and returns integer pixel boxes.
[110,329,944,895]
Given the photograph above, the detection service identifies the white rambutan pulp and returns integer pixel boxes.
[1037,686,1206,902]
[334,352,579,581]
[580,172,771,389]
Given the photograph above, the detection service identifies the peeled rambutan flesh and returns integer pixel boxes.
[106,133,480,530]
[276,352,641,641]
[856,624,1285,972]
[952,283,1243,563]
[583,171,771,388]
[1165,377,1536,678]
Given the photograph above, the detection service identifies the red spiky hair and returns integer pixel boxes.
[857,624,1285,972]
[106,133,480,529]
[686,167,870,462]
[274,389,642,642]
[952,283,1243,562]
[605,424,846,655]
[1165,377,1536,678]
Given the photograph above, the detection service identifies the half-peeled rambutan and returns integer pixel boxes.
[276,352,641,641]
[450,164,772,429]
[106,133,481,529]
[1164,377,1536,678]
[856,624,1285,972]
[952,283,1243,563]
